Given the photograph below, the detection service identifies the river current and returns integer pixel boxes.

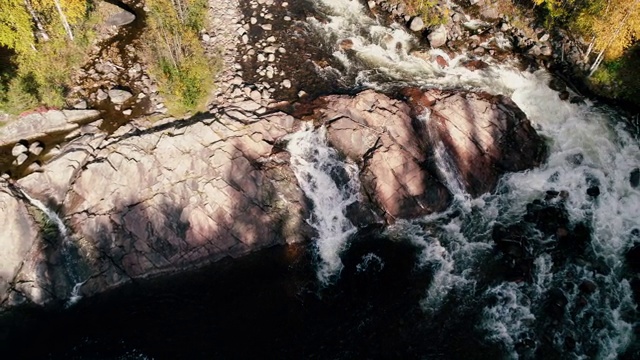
[3,0,639,359]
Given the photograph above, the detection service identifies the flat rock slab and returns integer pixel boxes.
[0,110,101,146]
[106,11,136,27]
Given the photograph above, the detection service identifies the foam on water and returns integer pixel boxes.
[20,189,86,306]
[304,0,640,356]
[287,126,360,284]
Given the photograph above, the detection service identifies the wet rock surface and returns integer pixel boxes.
[0,0,554,312]
[406,88,548,197]
[320,90,451,220]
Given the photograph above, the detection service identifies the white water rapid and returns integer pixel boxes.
[19,189,86,306]
[298,0,640,358]
[287,126,361,284]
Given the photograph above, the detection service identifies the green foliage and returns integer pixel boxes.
[0,76,39,114]
[144,0,218,116]
[589,45,640,105]
[185,0,209,31]
[0,0,97,114]
[390,0,450,26]
[0,0,36,54]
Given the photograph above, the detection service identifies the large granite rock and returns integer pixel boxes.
[319,90,452,220]
[2,111,312,308]
[0,183,42,307]
[0,89,547,310]
[0,110,102,176]
[403,88,547,197]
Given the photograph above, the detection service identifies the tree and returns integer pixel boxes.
[574,0,640,74]
[53,0,74,40]
[24,0,49,42]
[0,0,35,54]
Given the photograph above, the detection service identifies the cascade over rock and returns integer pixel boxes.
[404,88,548,197]
[0,88,547,309]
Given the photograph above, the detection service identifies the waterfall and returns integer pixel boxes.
[419,109,467,198]
[286,126,360,284]
[302,0,640,358]
[19,189,85,306]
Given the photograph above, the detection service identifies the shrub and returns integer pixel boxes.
[143,0,219,116]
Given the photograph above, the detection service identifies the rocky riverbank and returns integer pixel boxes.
[1,0,560,311]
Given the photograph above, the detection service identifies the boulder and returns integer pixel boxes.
[108,89,133,105]
[319,90,451,220]
[409,17,424,32]
[11,143,27,157]
[106,11,136,27]
[427,25,447,48]
[411,89,547,197]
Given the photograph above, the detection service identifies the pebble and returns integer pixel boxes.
[261,24,272,31]
[282,79,291,88]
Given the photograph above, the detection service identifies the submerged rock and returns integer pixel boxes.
[630,168,640,188]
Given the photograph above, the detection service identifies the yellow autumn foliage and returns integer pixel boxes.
[578,0,640,60]
[0,0,36,54]
[535,0,640,61]
[143,0,218,115]
[0,0,94,113]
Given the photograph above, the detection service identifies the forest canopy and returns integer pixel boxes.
[0,0,217,116]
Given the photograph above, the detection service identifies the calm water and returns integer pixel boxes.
[0,238,506,359]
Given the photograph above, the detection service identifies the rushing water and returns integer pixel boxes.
[18,189,86,306]
[286,126,361,284]
[2,0,639,359]
[300,0,640,358]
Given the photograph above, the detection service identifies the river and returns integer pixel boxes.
[2,0,640,358]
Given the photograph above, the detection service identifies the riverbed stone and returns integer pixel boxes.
[427,25,447,48]
[409,17,424,32]
[106,11,136,27]
[108,89,133,105]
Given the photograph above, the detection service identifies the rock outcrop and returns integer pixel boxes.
[319,90,451,220]
[0,184,42,305]
[1,109,313,308]
[317,89,546,214]
[404,88,547,197]
[0,88,547,310]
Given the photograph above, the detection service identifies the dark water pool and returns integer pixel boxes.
[0,237,501,360]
